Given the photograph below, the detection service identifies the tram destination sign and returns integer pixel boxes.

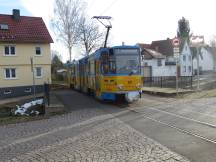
[114,49,139,55]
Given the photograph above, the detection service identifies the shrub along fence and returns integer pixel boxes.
[142,76,193,89]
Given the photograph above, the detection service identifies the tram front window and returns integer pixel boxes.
[115,49,140,75]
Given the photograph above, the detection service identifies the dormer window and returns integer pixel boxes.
[4,45,16,56]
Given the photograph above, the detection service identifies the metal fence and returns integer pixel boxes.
[142,76,193,89]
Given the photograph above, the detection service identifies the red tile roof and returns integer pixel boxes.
[0,14,53,43]
[137,43,151,49]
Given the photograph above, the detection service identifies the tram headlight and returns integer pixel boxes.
[117,84,123,90]
[136,83,141,89]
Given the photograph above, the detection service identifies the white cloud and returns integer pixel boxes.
[19,0,54,24]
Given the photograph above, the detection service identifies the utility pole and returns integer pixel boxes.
[92,16,112,48]
[172,37,181,96]
[196,47,200,90]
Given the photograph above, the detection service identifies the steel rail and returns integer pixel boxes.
[129,108,216,145]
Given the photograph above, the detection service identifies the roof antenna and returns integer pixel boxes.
[92,16,112,48]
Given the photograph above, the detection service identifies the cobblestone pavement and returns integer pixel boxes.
[0,90,190,162]
[0,113,189,162]
[3,115,189,162]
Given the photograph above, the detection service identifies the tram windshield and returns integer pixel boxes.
[115,48,140,75]
[101,48,140,75]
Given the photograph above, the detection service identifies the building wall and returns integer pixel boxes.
[0,43,51,98]
[193,47,214,72]
[143,59,176,77]
[180,42,193,76]
[0,65,51,87]
[0,43,51,66]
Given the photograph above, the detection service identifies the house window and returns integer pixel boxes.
[4,46,15,55]
[35,67,42,78]
[184,66,186,72]
[35,47,41,55]
[157,59,162,66]
[183,55,186,61]
[188,55,192,61]
[188,66,192,72]
[4,68,16,79]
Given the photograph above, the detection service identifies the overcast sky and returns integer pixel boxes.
[1,0,216,62]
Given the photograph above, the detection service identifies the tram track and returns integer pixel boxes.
[128,105,216,145]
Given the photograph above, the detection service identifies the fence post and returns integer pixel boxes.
[44,83,50,106]
[190,76,193,89]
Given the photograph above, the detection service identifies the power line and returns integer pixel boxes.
[88,0,98,11]
[100,0,120,16]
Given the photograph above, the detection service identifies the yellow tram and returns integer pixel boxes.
[69,45,142,102]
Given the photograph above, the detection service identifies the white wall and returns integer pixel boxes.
[143,59,176,77]
[193,47,214,72]
[180,42,193,76]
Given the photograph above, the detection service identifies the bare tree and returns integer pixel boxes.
[78,16,105,56]
[52,0,84,62]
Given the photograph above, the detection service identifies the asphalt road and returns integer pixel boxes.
[1,90,216,161]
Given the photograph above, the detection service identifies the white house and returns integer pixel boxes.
[141,48,176,77]
[138,38,192,77]
[179,40,193,76]
[192,46,216,74]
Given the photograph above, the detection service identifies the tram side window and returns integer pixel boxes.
[102,63,109,74]
[109,56,116,74]
[101,52,109,74]
[71,66,75,75]
[90,60,95,75]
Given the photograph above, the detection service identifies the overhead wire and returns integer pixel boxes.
[99,0,121,16]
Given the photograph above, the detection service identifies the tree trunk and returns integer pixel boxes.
[69,46,72,62]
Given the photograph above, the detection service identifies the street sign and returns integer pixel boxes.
[173,47,180,53]
[174,53,180,58]
[172,37,180,47]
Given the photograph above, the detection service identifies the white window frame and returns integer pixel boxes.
[183,55,186,61]
[4,68,17,79]
[4,45,16,56]
[188,66,192,72]
[188,55,192,61]
[184,66,187,72]
[35,46,42,56]
[35,67,43,78]
[157,59,162,66]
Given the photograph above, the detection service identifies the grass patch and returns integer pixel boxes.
[0,115,47,126]
[181,89,216,99]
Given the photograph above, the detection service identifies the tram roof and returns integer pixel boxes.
[78,45,140,61]
[112,45,139,49]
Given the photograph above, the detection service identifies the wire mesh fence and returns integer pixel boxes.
[142,76,193,89]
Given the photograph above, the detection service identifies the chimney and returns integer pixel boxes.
[12,9,20,21]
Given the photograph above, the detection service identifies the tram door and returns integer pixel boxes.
[95,60,101,97]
